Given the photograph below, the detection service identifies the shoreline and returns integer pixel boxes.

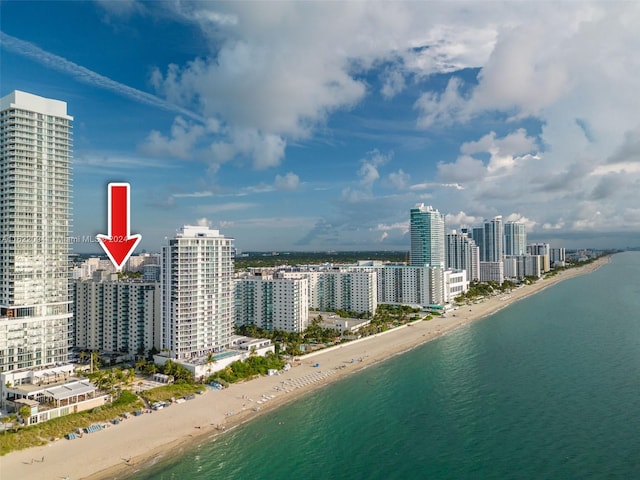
[1,256,610,480]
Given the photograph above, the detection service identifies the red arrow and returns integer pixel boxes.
[97,183,142,271]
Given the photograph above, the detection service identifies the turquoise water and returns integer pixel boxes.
[130,252,640,479]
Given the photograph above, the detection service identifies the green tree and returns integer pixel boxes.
[135,358,148,372]
[1,414,14,435]
[18,405,31,426]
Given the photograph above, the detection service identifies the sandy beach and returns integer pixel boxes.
[1,256,610,480]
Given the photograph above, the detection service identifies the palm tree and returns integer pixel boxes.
[205,352,217,380]
[1,414,13,435]
[135,358,147,372]
[18,405,31,426]
[90,351,101,373]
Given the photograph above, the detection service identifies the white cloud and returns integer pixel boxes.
[380,69,406,99]
[172,191,214,199]
[591,163,640,176]
[274,172,300,191]
[437,155,486,183]
[410,182,463,191]
[414,77,468,128]
[210,128,286,169]
[15,2,640,244]
[388,169,410,189]
[196,202,257,214]
[145,2,521,168]
[140,116,207,159]
[358,149,392,187]
[196,217,212,228]
[444,211,483,230]
[460,129,539,174]
[504,213,538,231]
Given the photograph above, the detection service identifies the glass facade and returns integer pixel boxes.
[409,204,445,268]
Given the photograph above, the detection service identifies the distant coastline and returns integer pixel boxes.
[2,255,611,480]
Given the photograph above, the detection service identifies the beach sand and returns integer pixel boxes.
[1,256,610,480]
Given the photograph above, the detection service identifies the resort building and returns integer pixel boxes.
[235,272,309,333]
[73,277,161,359]
[0,91,73,378]
[410,204,445,268]
[161,225,235,360]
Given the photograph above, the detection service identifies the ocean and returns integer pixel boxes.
[129,252,640,480]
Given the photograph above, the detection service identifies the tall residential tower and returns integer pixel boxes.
[162,226,235,360]
[409,204,445,268]
[504,221,526,256]
[0,91,73,373]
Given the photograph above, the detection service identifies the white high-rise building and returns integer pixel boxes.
[282,269,377,315]
[375,265,444,306]
[0,91,73,373]
[162,226,234,360]
[235,273,309,333]
[74,278,161,357]
[410,204,445,268]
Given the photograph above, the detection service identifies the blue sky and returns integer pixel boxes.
[2,1,640,253]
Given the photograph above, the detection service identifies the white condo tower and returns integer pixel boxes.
[162,226,235,360]
[0,91,73,372]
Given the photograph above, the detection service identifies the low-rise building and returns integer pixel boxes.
[0,365,107,425]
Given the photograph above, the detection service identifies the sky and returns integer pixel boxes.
[2,1,640,253]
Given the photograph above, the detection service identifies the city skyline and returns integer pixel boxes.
[2,2,640,252]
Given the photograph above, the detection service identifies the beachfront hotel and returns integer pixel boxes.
[409,203,445,268]
[161,225,235,360]
[0,91,73,375]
